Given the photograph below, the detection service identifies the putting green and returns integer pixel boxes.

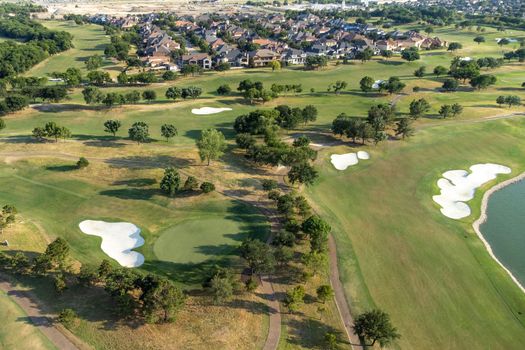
[153,216,265,265]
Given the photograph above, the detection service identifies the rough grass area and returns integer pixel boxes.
[0,290,56,350]
[306,117,525,349]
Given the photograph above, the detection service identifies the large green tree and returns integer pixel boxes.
[353,309,400,347]
[196,128,226,165]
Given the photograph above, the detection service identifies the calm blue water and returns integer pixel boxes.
[479,179,525,287]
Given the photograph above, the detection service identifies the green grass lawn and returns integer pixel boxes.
[26,20,121,78]
[0,159,268,287]
[0,290,56,350]
[306,117,525,349]
[154,215,267,265]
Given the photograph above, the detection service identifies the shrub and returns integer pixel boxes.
[183,176,199,191]
[217,84,232,95]
[245,277,259,292]
[267,189,281,201]
[261,179,278,191]
[76,157,89,169]
[58,308,77,328]
[162,70,177,81]
[200,181,215,193]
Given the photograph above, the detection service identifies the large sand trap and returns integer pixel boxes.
[79,220,145,268]
[191,107,232,115]
[331,151,370,170]
[432,163,511,219]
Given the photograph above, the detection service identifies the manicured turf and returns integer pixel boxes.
[154,215,267,265]
[26,20,122,78]
[0,290,56,350]
[306,117,525,349]
[0,159,269,286]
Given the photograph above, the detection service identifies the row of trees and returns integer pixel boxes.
[0,239,185,324]
[160,167,216,197]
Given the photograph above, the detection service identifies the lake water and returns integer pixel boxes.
[479,179,525,287]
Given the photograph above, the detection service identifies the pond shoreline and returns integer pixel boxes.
[472,171,525,294]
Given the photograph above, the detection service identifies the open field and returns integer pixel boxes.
[0,289,56,350]
[26,21,122,79]
[1,20,525,349]
[306,117,525,349]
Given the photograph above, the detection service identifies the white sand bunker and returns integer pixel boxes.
[79,220,145,268]
[432,163,511,219]
[330,151,370,170]
[191,107,232,115]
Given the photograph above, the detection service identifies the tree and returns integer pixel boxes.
[54,273,67,294]
[86,70,111,85]
[301,105,318,125]
[442,78,458,92]
[433,65,448,77]
[438,104,453,118]
[409,98,431,119]
[102,92,124,107]
[181,86,202,99]
[316,285,334,303]
[424,26,434,35]
[288,163,318,186]
[58,309,77,328]
[360,76,375,93]
[395,118,414,139]
[496,95,506,107]
[85,55,103,70]
[240,238,275,275]
[216,84,231,95]
[379,77,405,95]
[380,50,393,60]
[160,167,180,197]
[183,176,199,191]
[45,237,70,268]
[124,91,141,104]
[162,70,177,81]
[37,86,68,103]
[43,122,70,142]
[447,42,463,52]
[196,129,226,165]
[82,86,103,104]
[200,182,215,193]
[324,332,338,350]
[142,90,156,103]
[470,74,496,90]
[353,309,400,347]
[355,47,374,62]
[451,103,464,117]
[209,272,235,304]
[165,87,182,100]
[77,157,89,169]
[0,119,5,132]
[161,124,178,141]
[302,215,331,253]
[61,67,83,86]
[284,285,305,313]
[269,60,281,71]
[413,66,426,78]
[474,36,485,45]
[128,121,149,144]
[450,61,480,83]
[505,95,521,108]
[401,47,420,61]
[305,55,328,70]
[498,38,510,48]
[104,120,121,137]
[140,275,185,323]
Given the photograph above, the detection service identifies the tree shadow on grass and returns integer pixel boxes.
[225,298,274,315]
[99,188,159,200]
[112,178,157,187]
[45,164,77,172]
[286,317,349,349]
[105,155,194,169]
[377,60,404,66]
